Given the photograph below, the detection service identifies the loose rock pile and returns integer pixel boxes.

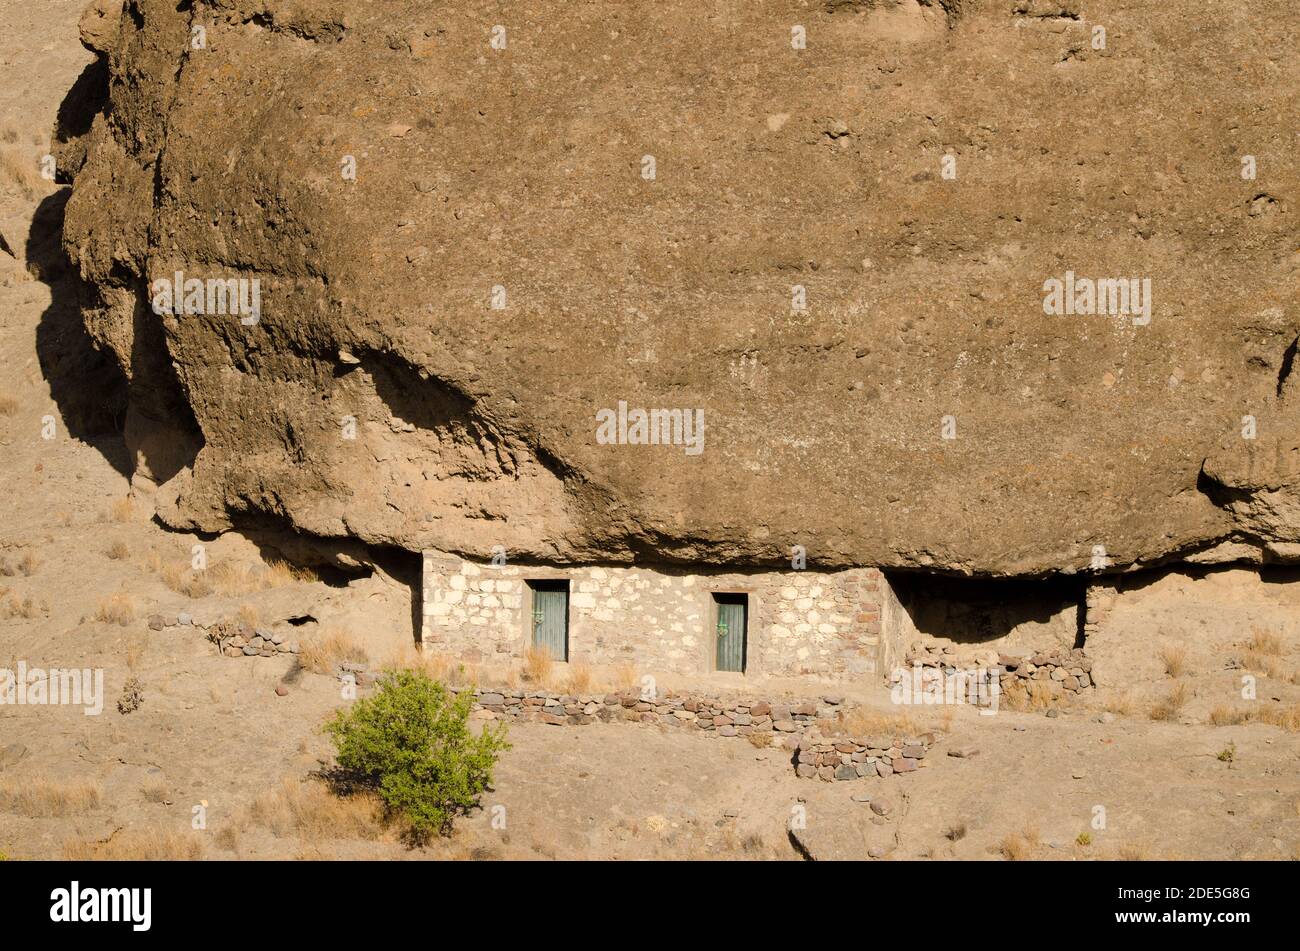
[794,732,935,782]
[209,620,300,658]
[997,648,1095,695]
[898,642,1095,703]
[463,687,937,782]
[145,612,302,658]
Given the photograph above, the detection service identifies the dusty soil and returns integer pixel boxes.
[1,3,1299,862]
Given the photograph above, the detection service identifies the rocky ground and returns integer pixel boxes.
[1,2,1299,862]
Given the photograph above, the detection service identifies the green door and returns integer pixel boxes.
[529,581,569,661]
[714,594,747,672]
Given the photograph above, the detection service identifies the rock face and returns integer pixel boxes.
[57,0,1299,576]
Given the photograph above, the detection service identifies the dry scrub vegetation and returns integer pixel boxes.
[1,591,44,620]
[998,825,1040,861]
[1001,679,1059,713]
[94,592,135,626]
[1159,644,1188,678]
[140,548,319,599]
[298,628,369,674]
[0,777,101,817]
[1149,682,1190,722]
[0,125,46,202]
[818,706,929,738]
[522,645,554,685]
[63,831,203,861]
[249,779,386,841]
[1208,702,1300,732]
[1237,627,1300,684]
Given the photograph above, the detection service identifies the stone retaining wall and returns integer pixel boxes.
[894,642,1096,707]
[461,685,937,782]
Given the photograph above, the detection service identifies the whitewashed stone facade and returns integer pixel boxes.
[421,551,901,681]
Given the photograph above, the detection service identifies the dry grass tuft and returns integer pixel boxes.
[108,497,135,523]
[0,393,19,416]
[1254,703,1300,732]
[0,777,102,817]
[1159,643,1188,678]
[0,145,46,201]
[94,593,135,626]
[140,780,168,804]
[160,562,213,598]
[999,825,1039,861]
[522,646,555,687]
[390,646,476,687]
[1001,679,1059,713]
[1247,627,1285,656]
[612,663,638,692]
[249,779,384,840]
[210,558,317,596]
[1241,652,1289,681]
[565,662,593,695]
[105,540,131,561]
[1149,682,1189,721]
[821,706,919,738]
[1116,841,1153,861]
[298,628,368,674]
[1209,704,1251,727]
[63,830,203,861]
[1207,702,1300,732]
[1,594,41,620]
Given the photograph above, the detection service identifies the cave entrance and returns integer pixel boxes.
[884,571,1085,653]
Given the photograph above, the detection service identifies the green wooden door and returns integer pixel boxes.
[714,594,747,672]
[530,582,569,661]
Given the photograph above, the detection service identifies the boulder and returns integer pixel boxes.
[57,0,1300,576]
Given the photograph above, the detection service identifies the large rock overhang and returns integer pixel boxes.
[58,0,1300,576]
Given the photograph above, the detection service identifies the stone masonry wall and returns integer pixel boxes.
[421,553,893,681]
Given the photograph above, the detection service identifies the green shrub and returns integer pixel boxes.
[324,670,509,839]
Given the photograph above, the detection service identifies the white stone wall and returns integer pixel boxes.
[421,552,893,681]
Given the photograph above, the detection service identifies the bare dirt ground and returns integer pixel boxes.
[1,2,1298,862]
